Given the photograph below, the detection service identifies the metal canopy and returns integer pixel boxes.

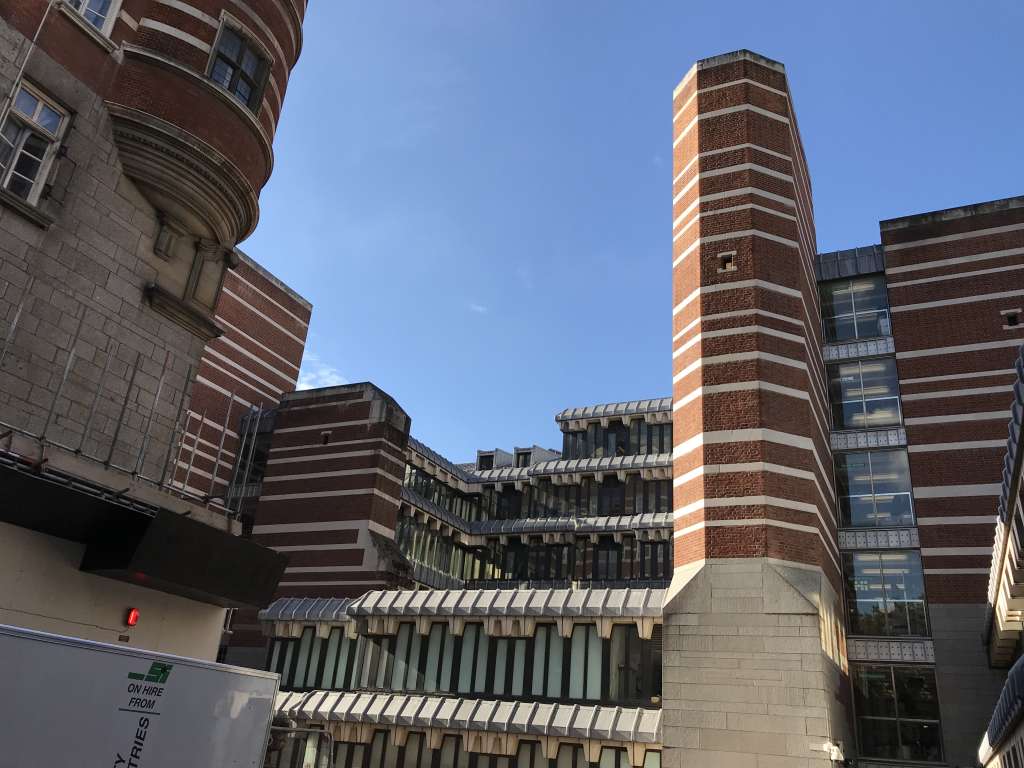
[261,587,665,624]
[275,690,662,743]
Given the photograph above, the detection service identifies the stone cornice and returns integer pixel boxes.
[143,282,224,341]
[106,101,260,242]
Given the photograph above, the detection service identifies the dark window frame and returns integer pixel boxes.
[207,21,271,112]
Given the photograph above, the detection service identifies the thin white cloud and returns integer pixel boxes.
[468,302,488,314]
[297,352,348,390]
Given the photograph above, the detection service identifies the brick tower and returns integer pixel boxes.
[663,50,851,766]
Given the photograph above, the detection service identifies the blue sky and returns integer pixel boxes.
[243,1,1023,462]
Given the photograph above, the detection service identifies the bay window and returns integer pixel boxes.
[820,274,891,342]
[835,449,915,527]
[853,664,943,762]
[828,358,902,430]
[843,551,928,636]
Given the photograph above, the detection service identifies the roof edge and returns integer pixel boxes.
[234,247,313,311]
[880,195,1024,232]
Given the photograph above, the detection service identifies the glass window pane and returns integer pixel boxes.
[493,638,508,695]
[855,310,889,339]
[859,718,900,760]
[37,105,61,134]
[859,359,899,400]
[439,737,458,768]
[13,88,39,119]
[219,28,242,59]
[569,625,586,699]
[393,624,411,690]
[333,743,349,768]
[268,640,281,674]
[894,666,940,720]
[821,279,854,319]
[898,721,943,762]
[556,745,577,768]
[280,641,295,686]
[401,734,421,768]
[424,625,443,692]
[335,636,351,689]
[511,639,526,695]
[294,628,313,687]
[823,315,854,343]
[234,78,253,105]
[458,626,475,693]
[854,665,896,717]
[546,629,563,698]
[320,629,340,688]
[405,631,422,690]
[609,625,624,701]
[474,631,489,695]
[439,627,454,692]
[305,637,323,688]
[532,626,547,695]
[586,626,601,700]
[851,275,888,312]
[212,59,235,88]
[643,752,661,768]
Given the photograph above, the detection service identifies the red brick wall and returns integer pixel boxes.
[173,253,310,500]
[883,197,1024,603]
[671,51,839,587]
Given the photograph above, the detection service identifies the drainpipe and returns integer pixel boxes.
[0,0,57,126]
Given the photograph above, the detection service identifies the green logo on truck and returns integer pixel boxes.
[127,662,173,684]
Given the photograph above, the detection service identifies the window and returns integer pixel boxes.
[563,421,671,459]
[853,664,943,762]
[478,453,494,470]
[828,358,902,430]
[820,274,891,342]
[0,84,66,204]
[531,624,565,699]
[609,624,662,705]
[594,536,622,580]
[598,477,626,516]
[835,450,915,528]
[568,624,602,700]
[209,25,269,111]
[456,623,489,694]
[599,749,632,768]
[65,0,118,33]
[844,551,928,636]
[515,742,546,768]
[515,451,531,467]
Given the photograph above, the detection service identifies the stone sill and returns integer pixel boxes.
[0,188,54,229]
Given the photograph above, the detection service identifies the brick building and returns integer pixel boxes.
[227,51,1023,768]
[0,0,307,660]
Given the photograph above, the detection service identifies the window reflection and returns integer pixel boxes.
[828,358,902,430]
[820,274,891,343]
[835,450,915,528]
[843,551,928,636]
[853,665,943,762]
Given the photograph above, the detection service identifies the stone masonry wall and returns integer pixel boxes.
[0,21,203,479]
[662,560,851,767]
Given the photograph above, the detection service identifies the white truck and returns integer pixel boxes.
[0,622,281,768]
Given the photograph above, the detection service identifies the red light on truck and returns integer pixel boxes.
[126,608,140,627]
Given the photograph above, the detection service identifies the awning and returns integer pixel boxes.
[275,690,662,744]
